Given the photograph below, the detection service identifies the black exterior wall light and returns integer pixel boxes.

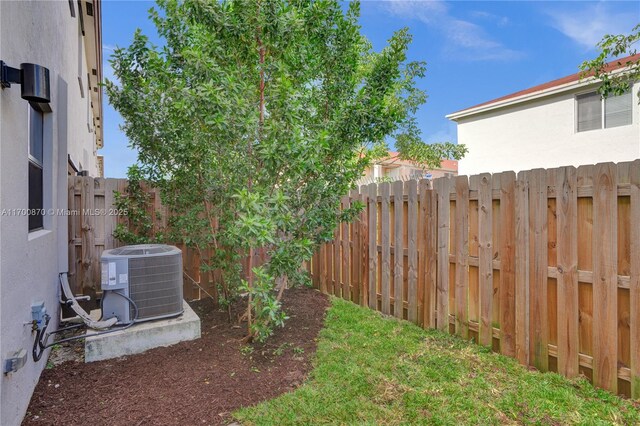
[1,61,52,111]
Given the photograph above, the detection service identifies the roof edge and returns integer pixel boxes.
[447,54,640,121]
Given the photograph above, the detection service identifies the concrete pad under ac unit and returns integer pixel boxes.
[84,301,201,363]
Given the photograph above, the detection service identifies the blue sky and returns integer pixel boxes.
[101,0,640,178]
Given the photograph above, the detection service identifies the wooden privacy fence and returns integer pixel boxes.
[308,160,640,398]
[67,176,241,303]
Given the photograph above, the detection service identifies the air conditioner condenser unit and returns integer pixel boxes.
[100,244,184,324]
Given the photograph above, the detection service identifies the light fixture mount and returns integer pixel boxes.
[1,61,51,104]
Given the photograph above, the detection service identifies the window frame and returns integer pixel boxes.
[28,106,45,232]
[575,89,633,133]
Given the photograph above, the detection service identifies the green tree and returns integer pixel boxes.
[106,0,466,341]
[580,23,640,99]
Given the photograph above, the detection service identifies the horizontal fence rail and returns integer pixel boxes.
[308,160,640,399]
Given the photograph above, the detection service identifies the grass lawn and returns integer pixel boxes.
[235,297,640,425]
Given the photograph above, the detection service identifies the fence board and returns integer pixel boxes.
[381,182,391,315]
[350,189,361,305]
[333,221,341,298]
[455,176,469,338]
[342,196,351,300]
[420,181,437,328]
[515,171,530,365]
[499,171,516,357]
[435,176,451,331]
[368,183,378,309]
[360,188,369,307]
[556,166,579,378]
[478,173,493,346]
[592,162,618,393]
[81,176,96,298]
[630,159,640,398]
[529,168,549,371]
[319,244,328,294]
[407,180,418,323]
[393,180,404,318]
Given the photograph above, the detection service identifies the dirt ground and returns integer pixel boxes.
[23,287,329,426]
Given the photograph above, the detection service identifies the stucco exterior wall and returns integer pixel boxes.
[456,82,640,176]
[0,1,100,424]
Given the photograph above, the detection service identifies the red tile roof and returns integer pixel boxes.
[450,54,640,116]
[382,151,458,171]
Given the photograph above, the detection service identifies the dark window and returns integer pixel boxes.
[29,107,44,231]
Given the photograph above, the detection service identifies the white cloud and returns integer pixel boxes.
[546,2,637,49]
[469,10,510,27]
[383,0,523,61]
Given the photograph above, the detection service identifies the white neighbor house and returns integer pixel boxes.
[0,1,103,424]
[447,55,640,176]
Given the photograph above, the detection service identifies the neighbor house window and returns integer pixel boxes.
[605,91,633,128]
[576,90,632,132]
[29,107,44,231]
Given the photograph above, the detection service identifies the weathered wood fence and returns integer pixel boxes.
[308,160,639,398]
[67,176,231,303]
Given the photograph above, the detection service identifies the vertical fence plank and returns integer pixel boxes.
[419,180,437,328]
[418,179,428,326]
[381,182,391,315]
[556,166,579,378]
[393,180,404,318]
[630,159,640,398]
[333,221,341,298]
[81,177,96,298]
[360,187,369,307]
[426,189,438,328]
[455,176,469,338]
[407,180,418,323]
[529,168,549,371]
[592,162,618,393]
[104,179,118,250]
[325,235,333,295]
[435,176,451,331]
[500,172,516,357]
[351,189,361,305]
[616,162,631,396]
[319,244,328,294]
[68,177,79,294]
[515,171,530,365]
[478,173,493,346]
[342,195,351,301]
[368,183,378,310]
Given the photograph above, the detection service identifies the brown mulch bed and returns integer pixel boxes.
[24,287,329,426]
